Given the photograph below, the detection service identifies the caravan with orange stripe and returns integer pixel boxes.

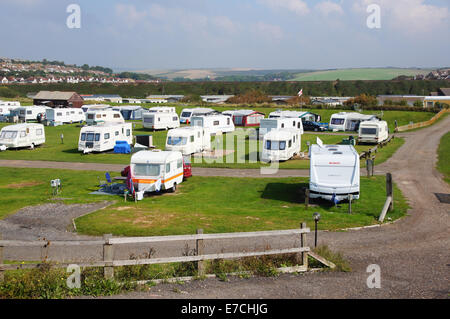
[130,150,185,197]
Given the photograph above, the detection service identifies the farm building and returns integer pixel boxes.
[424,96,450,108]
[430,88,450,96]
[33,91,84,108]
[146,95,185,103]
[201,95,234,104]
[226,110,265,127]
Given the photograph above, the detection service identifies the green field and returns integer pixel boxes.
[437,131,450,185]
[0,107,430,169]
[0,167,409,234]
[291,68,431,81]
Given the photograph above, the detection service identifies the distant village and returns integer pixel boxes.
[0,57,160,85]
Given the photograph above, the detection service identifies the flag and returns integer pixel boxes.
[297,89,303,97]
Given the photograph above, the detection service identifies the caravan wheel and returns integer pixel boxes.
[170,183,177,193]
[30,143,35,150]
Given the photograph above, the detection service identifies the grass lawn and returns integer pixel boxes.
[437,131,450,185]
[0,119,405,169]
[0,167,409,234]
[291,68,431,81]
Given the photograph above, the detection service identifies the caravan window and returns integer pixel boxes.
[115,131,119,136]
[281,123,285,128]
[86,133,95,141]
[181,112,191,118]
[331,118,345,125]
[167,136,187,145]
[166,163,171,173]
[57,112,63,116]
[27,110,32,115]
[88,114,94,120]
[104,133,110,140]
[297,122,301,128]
[134,164,160,176]
[288,140,292,148]
[173,116,178,121]
[177,159,183,169]
[213,121,220,126]
[81,133,86,141]
[190,135,194,142]
[361,128,377,135]
[227,118,230,125]
[126,129,131,136]
[36,129,43,136]
[114,114,120,118]
[94,133,100,141]
[20,131,26,138]
[279,141,286,150]
[0,131,17,139]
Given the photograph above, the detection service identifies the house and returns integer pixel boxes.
[1,77,8,84]
[33,91,84,108]
[424,96,450,108]
[437,88,450,96]
[377,95,425,107]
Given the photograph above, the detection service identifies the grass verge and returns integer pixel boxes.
[437,131,450,185]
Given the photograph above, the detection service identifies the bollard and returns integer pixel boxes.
[0,233,4,283]
[305,189,310,209]
[300,223,308,268]
[196,229,205,277]
[386,173,394,211]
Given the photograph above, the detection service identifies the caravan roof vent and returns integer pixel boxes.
[328,148,338,151]
[333,152,343,155]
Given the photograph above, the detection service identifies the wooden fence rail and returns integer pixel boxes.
[0,225,311,282]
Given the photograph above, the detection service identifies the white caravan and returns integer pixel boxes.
[0,123,45,149]
[130,150,184,196]
[329,112,379,132]
[45,108,85,125]
[261,129,301,162]
[81,104,112,113]
[85,110,125,126]
[180,108,216,124]
[0,101,20,115]
[268,110,317,122]
[258,118,303,139]
[309,139,360,202]
[12,106,49,122]
[78,123,132,153]
[142,111,180,130]
[165,126,211,155]
[358,120,389,144]
[190,115,235,135]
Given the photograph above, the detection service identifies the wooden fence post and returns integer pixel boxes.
[305,189,310,209]
[386,173,394,211]
[103,234,114,280]
[300,223,308,269]
[0,233,4,283]
[196,229,205,277]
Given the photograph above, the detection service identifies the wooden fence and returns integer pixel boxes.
[0,224,313,282]
[396,108,449,132]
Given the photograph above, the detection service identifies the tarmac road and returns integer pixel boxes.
[1,117,449,298]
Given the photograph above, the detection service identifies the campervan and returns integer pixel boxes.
[358,120,389,144]
[112,106,144,120]
[309,140,360,202]
[130,150,185,196]
[0,123,45,149]
[44,108,85,125]
[180,108,216,124]
[261,129,301,162]
[78,123,132,153]
[258,118,303,139]
[165,127,211,155]
[85,110,125,126]
[142,110,180,130]
[12,106,49,122]
[190,115,235,135]
[147,106,176,113]
[329,112,378,132]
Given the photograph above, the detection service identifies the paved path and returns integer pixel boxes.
[2,118,449,298]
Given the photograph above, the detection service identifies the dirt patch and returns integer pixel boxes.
[114,206,135,211]
[1,181,43,189]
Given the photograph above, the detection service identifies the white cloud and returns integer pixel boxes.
[260,0,310,16]
[315,1,344,16]
[115,4,147,28]
[352,0,448,34]
[253,22,284,40]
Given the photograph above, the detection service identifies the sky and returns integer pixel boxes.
[0,0,449,71]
